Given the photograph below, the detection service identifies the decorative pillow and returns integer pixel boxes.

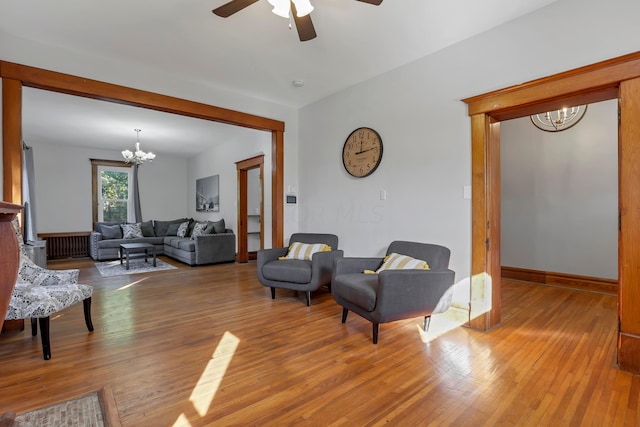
[101,224,123,240]
[365,253,430,274]
[140,220,156,237]
[210,219,226,234]
[278,242,332,261]
[177,221,190,238]
[154,218,189,237]
[203,222,216,234]
[165,223,181,236]
[191,222,208,239]
[121,223,143,239]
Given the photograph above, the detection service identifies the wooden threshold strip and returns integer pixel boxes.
[501,266,617,296]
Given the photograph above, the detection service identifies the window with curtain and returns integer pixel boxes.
[91,159,133,223]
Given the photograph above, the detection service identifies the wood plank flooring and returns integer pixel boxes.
[0,257,637,426]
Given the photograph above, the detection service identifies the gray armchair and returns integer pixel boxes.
[257,233,343,306]
[332,241,455,343]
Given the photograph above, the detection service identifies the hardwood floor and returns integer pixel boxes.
[0,258,637,426]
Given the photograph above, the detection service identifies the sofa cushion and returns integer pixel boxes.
[166,223,182,236]
[210,219,226,234]
[101,224,123,240]
[140,220,155,237]
[121,223,143,239]
[154,218,189,237]
[333,274,378,312]
[262,259,312,284]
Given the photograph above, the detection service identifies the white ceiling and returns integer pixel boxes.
[1,0,558,156]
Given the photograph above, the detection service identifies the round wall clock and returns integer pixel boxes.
[342,127,383,178]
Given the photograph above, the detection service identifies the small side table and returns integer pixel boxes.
[119,243,156,270]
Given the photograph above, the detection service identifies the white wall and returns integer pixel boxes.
[298,0,640,285]
[29,141,187,233]
[501,100,618,279]
[0,31,300,239]
[186,128,272,249]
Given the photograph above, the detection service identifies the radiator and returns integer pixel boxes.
[38,232,91,259]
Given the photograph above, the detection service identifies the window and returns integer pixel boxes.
[91,159,133,223]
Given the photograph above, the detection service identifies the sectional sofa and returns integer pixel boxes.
[89,218,236,266]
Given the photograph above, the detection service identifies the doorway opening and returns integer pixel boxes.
[236,155,264,263]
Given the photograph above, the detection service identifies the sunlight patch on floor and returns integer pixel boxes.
[417,309,468,343]
[116,277,150,291]
[181,331,240,422]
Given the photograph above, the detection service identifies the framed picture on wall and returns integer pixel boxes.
[196,175,220,212]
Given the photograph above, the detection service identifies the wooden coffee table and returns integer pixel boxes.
[119,243,156,270]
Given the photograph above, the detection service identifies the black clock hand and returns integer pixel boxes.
[356,147,375,155]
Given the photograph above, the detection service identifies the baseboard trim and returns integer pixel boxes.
[501,266,618,295]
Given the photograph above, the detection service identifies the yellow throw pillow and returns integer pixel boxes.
[279,242,332,261]
[370,253,430,274]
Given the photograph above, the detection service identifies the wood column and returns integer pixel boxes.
[2,78,22,204]
[618,77,640,373]
[469,113,501,331]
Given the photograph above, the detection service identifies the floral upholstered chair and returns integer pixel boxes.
[5,219,94,360]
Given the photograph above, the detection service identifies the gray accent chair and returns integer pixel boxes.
[332,241,455,344]
[257,233,343,306]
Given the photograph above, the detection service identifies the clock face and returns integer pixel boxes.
[342,127,383,178]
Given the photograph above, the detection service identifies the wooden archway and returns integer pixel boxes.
[1,61,285,247]
[463,51,640,373]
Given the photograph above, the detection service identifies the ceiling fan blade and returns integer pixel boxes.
[355,0,383,5]
[212,0,260,18]
[291,1,317,42]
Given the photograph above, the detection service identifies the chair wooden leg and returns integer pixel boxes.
[424,315,431,332]
[39,317,51,360]
[341,308,348,323]
[305,291,311,306]
[83,298,94,332]
[270,287,275,299]
[31,318,37,336]
[373,323,379,344]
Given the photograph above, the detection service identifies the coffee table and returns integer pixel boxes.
[119,243,156,270]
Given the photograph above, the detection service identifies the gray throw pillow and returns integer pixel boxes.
[140,220,155,237]
[154,218,188,237]
[101,224,122,240]
[211,219,226,234]
[166,222,181,236]
[203,222,216,234]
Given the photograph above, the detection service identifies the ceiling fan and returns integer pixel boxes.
[212,0,383,42]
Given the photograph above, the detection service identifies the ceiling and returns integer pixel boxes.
[1,0,558,157]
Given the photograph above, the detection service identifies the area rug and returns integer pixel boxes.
[95,258,177,277]
[5,387,121,426]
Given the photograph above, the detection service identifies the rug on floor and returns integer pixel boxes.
[5,386,121,427]
[95,258,177,277]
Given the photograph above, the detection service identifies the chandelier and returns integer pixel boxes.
[530,105,588,132]
[122,129,156,164]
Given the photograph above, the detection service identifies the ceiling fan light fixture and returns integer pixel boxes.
[292,0,314,17]
[268,0,290,18]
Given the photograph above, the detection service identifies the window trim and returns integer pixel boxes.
[90,159,132,223]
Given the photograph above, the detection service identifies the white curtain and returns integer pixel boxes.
[22,142,38,243]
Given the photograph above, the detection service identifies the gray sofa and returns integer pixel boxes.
[90,218,236,266]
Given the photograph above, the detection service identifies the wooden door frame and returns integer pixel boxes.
[463,51,640,373]
[0,60,285,247]
[235,155,264,263]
